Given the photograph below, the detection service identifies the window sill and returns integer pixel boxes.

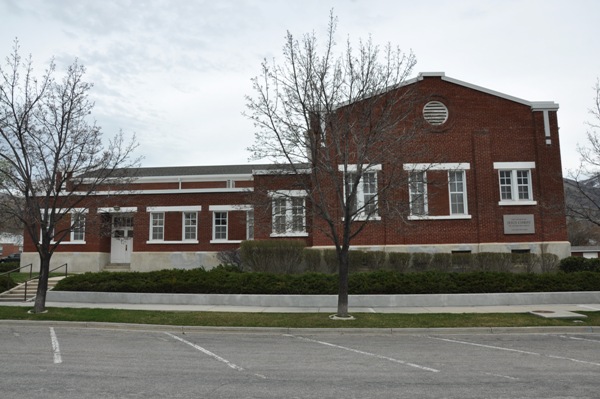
[58,241,87,245]
[210,239,243,244]
[270,232,309,238]
[498,200,537,206]
[408,215,472,221]
[146,240,199,244]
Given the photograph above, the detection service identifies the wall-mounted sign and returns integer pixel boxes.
[504,214,535,235]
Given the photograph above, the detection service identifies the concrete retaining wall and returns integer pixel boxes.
[46,291,600,307]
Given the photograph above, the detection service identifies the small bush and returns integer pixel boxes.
[411,253,432,272]
[559,256,600,273]
[431,253,452,272]
[303,249,323,272]
[451,253,474,272]
[216,249,242,268]
[476,252,512,272]
[322,249,339,273]
[240,240,305,274]
[387,252,411,272]
[0,274,17,291]
[0,263,20,273]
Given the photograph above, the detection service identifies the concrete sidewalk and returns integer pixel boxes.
[3,299,600,319]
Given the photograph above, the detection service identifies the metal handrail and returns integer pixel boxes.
[23,263,68,301]
[0,264,33,290]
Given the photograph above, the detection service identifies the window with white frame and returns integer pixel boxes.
[150,212,164,240]
[494,162,536,205]
[246,210,254,240]
[213,212,228,240]
[449,170,467,215]
[341,165,380,218]
[409,171,427,216]
[70,212,86,242]
[183,212,197,240]
[270,191,307,236]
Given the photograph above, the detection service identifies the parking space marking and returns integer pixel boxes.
[165,332,266,379]
[430,336,600,367]
[559,335,600,344]
[286,334,439,373]
[49,327,62,364]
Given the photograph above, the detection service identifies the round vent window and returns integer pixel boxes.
[423,101,448,126]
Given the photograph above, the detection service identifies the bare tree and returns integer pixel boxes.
[566,80,600,230]
[245,14,421,318]
[0,40,139,313]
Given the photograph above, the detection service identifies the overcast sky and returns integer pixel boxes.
[1,0,598,173]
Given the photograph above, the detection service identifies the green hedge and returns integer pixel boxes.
[0,263,20,273]
[234,241,561,274]
[54,268,600,295]
[0,275,17,291]
[559,256,600,273]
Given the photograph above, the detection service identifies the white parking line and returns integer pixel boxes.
[559,335,600,344]
[165,332,266,379]
[287,334,439,373]
[49,327,62,364]
[429,336,600,367]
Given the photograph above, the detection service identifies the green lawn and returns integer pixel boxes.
[0,306,598,329]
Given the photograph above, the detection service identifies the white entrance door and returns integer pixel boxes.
[110,215,134,264]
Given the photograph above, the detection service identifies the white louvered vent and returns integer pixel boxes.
[423,101,448,126]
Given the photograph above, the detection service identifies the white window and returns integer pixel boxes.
[70,213,86,242]
[494,162,536,205]
[183,212,197,241]
[341,164,381,219]
[213,212,228,240]
[246,210,254,240]
[150,213,164,240]
[449,170,467,215]
[409,171,427,216]
[271,195,306,236]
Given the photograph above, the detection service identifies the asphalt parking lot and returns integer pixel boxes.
[1,324,599,398]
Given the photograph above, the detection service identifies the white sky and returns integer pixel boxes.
[1,0,598,173]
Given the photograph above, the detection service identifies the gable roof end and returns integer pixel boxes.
[417,72,559,111]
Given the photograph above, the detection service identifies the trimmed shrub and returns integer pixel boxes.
[559,256,600,273]
[451,253,475,272]
[322,249,339,273]
[539,253,560,273]
[240,240,305,274]
[387,252,411,272]
[431,253,452,272]
[0,263,20,273]
[475,252,512,272]
[303,249,323,273]
[411,253,432,272]
[54,269,600,295]
[0,274,17,291]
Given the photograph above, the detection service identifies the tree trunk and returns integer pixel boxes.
[32,255,50,313]
[336,248,350,318]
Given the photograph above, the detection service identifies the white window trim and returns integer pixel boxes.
[70,212,87,243]
[211,211,229,243]
[448,170,469,216]
[145,206,203,244]
[182,211,198,242]
[494,163,537,206]
[269,194,308,237]
[404,162,471,171]
[409,171,428,217]
[339,165,381,220]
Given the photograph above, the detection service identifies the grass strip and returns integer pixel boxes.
[0,306,598,329]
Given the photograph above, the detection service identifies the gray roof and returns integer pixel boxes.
[129,164,274,177]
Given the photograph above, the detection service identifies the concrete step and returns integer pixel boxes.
[0,276,64,302]
[103,264,131,272]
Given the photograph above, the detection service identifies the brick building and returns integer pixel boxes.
[21,73,570,272]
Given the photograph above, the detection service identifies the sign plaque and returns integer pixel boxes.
[504,214,535,234]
